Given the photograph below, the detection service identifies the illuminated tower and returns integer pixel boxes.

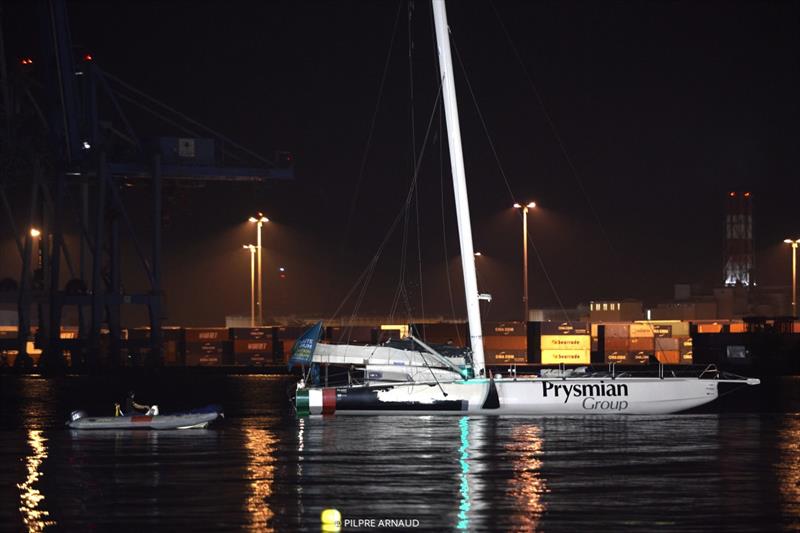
[723,191,754,287]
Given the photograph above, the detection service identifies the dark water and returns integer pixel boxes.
[1,373,799,532]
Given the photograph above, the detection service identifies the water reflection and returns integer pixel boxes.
[18,429,56,531]
[456,417,470,530]
[506,424,547,529]
[244,427,277,530]
[779,415,800,526]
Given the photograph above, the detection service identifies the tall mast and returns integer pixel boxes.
[432,0,485,376]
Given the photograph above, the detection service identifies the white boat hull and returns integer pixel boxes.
[492,377,717,415]
[295,376,753,416]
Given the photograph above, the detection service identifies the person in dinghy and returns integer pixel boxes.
[115,391,157,416]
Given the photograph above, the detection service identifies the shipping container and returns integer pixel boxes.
[655,350,680,364]
[233,339,273,353]
[729,322,746,333]
[185,353,222,366]
[230,327,274,341]
[697,323,723,333]
[484,335,527,351]
[671,322,690,336]
[629,337,654,350]
[603,337,630,351]
[651,324,672,337]
[540,321,590,335]
[164,340,179,365]
[541,348,590,365]
[540,335,590,350]
[629,350,653,364]
[185,341,226,356]
[654,337,679,351]
[485,351,527,365]
[634,321,689,336]
[679,336,693,363]
[604,324,629,338]
[629,324,655,338]
[233,352,271,366]
[486,322,527,336]
[604,350,631,364]
[184,328,228,342]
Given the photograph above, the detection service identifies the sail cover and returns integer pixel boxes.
[288,321,323,368]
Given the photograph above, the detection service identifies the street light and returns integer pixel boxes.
[784,238,800,317]
[248,213,269,326]
[30,228,41,237]
[513,201,536,323]
[243,244,257,327]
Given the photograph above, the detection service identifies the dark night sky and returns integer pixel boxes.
[1,1,798,325]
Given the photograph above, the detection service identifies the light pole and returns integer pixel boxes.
[243,245,256,327]
[784,238,800,317]
[513,202,536,323]
[248,213,269,326]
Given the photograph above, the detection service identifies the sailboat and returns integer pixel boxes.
[293,0,760,416]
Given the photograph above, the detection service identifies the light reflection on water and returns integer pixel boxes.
[0,375,798,531]
[456,416,470,530]
[18,430,56,532]
[244,427,277,530]
[779,415,800,524]
[507,424,547,529]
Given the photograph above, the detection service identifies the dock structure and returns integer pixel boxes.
[0,0,291,370]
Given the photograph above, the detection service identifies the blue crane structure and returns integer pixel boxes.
[0,0,292,369]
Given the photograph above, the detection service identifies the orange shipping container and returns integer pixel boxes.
[654,337,679,351]
[629,337,654,350]
[729,323,746,333]
[185,328,228,342]
[655,350,680,364]
[233,339,273,353]
[484,335,527,351]
[697,323,723,333]
[604,337,629,351]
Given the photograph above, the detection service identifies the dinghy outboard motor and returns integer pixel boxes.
[69,410,87,422]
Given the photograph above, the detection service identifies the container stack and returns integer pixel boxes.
[230,327,274,366]
[540,321,591,365]
[184,328,228,366]
[680,337,693,363]
[162,328,182,365]
[629,324,655,364]
[604,323,629,364]
[484,322,527,365]
[653,325,679,364]
[0,327,18,366]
